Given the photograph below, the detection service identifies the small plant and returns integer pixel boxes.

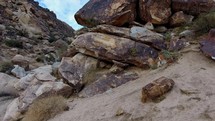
[17,30,29,37]
[22,95,68,121]
[0,61,14,73]
[48,34,57,43]
[4,39,23,48]
[164,32,171,42]
[192,10,215,34]
[129,48,137,56]
[161,50,179,61]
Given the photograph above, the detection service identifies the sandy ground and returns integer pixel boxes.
[49,50,215,121]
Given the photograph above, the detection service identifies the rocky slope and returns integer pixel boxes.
[1,0,215,121]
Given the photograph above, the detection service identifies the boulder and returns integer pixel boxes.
[89,25,166,50]
[58,53,99,90]
[170,11,194,27]
[139,0,172,24]
[130,26,166,50]
[200,28,215,59]
[79,72,139,97]
[0,73,19,97]
[12,55,29,70]
[172,0,215,15]
[72,32,159,68]
[141,77,175,103]
[11,65,26,79]
[75,0,137,27]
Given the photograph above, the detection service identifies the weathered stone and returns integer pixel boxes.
[179,30,195,39]
[58,53,99,90]
[79,72,139,97]
[141,77,175,103]
[130,26,166,50]
[170,11,194,27]
[89,24,130,38]
[144,22,154,30]
[12,55,29,70]
[0,73,19,97]
[75,0,137,27]
[172,0,215,15]
[72,32,159,68]
[169,38,187,51]
[200,29,215,59]
[11,65,26,79]
[139,0,172,24]
[154,26,168,33]
[3,98,22,121]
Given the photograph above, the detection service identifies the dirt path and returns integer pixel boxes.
[50,51,215,121]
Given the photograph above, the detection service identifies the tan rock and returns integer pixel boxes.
[139,0,172,24]
[58,53,99,90]
[12,55,29,70]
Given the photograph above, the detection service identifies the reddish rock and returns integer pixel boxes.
[141,77,175,103]
[75,0,137,27]
[139,0,172,24]
[172,0,215,15]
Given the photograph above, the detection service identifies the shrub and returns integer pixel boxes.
[192,11,215,34]
[4,39,23,48]
[0,61,13,73]
[22,96,68,121]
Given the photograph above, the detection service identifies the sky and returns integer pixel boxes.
[35,0,89,30]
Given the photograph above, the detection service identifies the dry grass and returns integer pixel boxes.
[22,96,68,121]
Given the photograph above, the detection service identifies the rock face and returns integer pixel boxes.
[58,54,99,91]
[139,0,172,24]
[141,77,175,103]
[75,0,137,27]
[172,0,215,15]
[72,32,158,68]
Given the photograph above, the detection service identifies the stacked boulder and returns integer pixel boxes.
[59,0,215,99]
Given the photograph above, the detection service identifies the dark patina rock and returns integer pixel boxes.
[75,0,137,27]
[172,0,215,15]
[141,77,175,103]
[139,0,172,24]
[79,72,139,97]
[72,32,159,68]
[200,29,215,59]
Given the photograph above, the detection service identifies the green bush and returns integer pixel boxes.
[4,39,23,48]
[192,11,215,33]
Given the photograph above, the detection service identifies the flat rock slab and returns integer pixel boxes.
[72,32,158,68]
[75,0,136,27]
[79,72,139,97]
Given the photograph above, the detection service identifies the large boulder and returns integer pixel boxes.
[0,73,19,97]
[75,0,137,27]
[86,25,166,50]
[139,0,172,24]
[72,32,158,68]
[172,0,215,15]
[58,53,99,91]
